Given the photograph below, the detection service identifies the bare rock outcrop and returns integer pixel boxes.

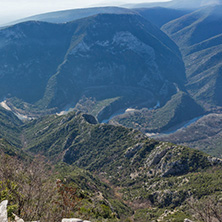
[13,214,24,222]
[0,200,8,222]
[184,219,194,222]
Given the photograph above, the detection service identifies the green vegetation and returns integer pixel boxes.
[0,5,222,221]
[159,113,222,158]
[7,97,57,118]
[112,91,203,132]
[0,107,22,147]
[162,5,222,108]
[74,96,121,118]
[0,109,221,221]
[0,152,131,222]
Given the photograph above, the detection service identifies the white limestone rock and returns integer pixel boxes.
[13,213,24,222]
[184,219,193,222]
[0,200,8,222]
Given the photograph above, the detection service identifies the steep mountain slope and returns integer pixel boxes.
[22,110,217,175]
[20,111,222,221]
[21,110,219,179]
[0,21,74,104]
[162,6,222,48]
[22,110,214,176]
[135,7,191,28]
[3,7,137,27]
[40,14,185,111]
[0,13,185,122]
[0,106,22,147]
[0,107,221,221]
[157,113,222,158]
[162,5,222,109]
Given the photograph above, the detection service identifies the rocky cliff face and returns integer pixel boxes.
[0,13,185,119]
[42,14,185,110]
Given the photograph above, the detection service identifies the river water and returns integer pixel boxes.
[101,101,160,124]
[148,115,204,138]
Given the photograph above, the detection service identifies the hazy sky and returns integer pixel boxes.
[0,0,170,25]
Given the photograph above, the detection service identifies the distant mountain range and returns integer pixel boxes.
[0,0,222,159]
[124,0,222,9]
[135,7,192,28]
[0,1,222,221]
[107,3,222,152]
[162,5,222,108]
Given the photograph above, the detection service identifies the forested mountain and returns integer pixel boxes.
[107,3,222,154]
[0,1,222,221]
[158,113,222,158]
[0,13,185,122]
[0,109,221,221]
[1,0,222,155]
[110,91,204,132]
[1,0,222,150]
[162,5,222,108]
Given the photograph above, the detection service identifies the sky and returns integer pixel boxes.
[0,0,170,25]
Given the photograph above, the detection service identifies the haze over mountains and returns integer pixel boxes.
[125,0,222,9]
[1,7,137,27]
[0,0,222,221]
[162,5,222,108]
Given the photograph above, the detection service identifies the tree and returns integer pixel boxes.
[0,152,82,221]
[187,196,222,222]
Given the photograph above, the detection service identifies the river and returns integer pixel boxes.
[101,101,160,124]
[148,115,204,138]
